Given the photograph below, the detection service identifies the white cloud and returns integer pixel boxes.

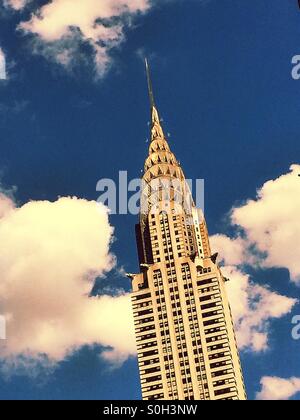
[210,234,251,266]
[223,266,296,352]
[0,193,15,218]
[0,195,136,372]
[0,48,7,80]
[210,166,300,353]
[230,164,300,284]
[257,376,300,400]
[4,0,28,10]
[18,0,153,76]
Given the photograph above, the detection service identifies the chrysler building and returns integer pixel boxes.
[130,61,247,401]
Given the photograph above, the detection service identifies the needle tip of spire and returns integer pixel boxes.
[145,57,155,109]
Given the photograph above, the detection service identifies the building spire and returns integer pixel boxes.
[145,58,165,140]
[145,58,155,109]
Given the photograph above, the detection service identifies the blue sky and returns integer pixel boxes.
[0,0,300,400]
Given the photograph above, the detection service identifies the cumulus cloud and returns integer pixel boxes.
[212,165,300,285]
[210,234,251,266]
[0,195,136,372]
[0,48,7,80]
[18,0,153,76]
[231,164,300,283]
[210,166,300,352]
[4,0,29,10]
[224,266,296,352]
[0,193,15,218]
[256,376,300,400]
[211,165,300,284]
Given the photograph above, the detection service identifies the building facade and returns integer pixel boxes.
[130,62,247,401]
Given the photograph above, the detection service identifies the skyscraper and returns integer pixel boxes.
[130,61,247,401]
